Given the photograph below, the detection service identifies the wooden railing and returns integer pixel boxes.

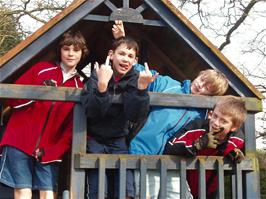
[0,83,262,199]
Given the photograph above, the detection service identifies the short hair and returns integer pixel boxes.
[111,36,139,56]
[214,95,247,129]
[198,69,228,95]
[56,30,89,61]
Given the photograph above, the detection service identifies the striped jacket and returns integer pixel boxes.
[0,61,83,163]
[164,118,244,197]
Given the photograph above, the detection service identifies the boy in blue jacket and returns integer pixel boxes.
[131,65,228,199]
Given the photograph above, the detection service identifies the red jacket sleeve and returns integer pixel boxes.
[163,120,206,157]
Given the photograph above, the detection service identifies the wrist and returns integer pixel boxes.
[138,83,148,90]
[194,139,201,150]
[97,82,108,93]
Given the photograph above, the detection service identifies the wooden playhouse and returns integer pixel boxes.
[0,0,264,198]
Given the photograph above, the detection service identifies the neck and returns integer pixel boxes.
[60,62,76,74]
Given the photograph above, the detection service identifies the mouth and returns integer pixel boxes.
[119,64,129,71]
[192,83,199,92]
[212,127,224,134]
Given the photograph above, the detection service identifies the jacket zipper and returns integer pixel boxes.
[33,101,55,154]
[158,111,190,154]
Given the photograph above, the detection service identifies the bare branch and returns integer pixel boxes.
[219,0,259,50]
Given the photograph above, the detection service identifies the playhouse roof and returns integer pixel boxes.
[0,0,263,99]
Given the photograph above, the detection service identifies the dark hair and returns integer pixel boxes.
[111,36,139,56]
[56,30,89,61]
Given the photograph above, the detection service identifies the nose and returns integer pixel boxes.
[198,81,204,89]
[213,118,220,127]
[68,49,74,56]
[122,55,129,62]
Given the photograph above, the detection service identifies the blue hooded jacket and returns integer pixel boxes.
[129,64,207,155]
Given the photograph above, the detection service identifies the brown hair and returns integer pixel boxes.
[198,69,229,96]
[111,36,139,56]
[56,30,88,61]
[214,95,247,129]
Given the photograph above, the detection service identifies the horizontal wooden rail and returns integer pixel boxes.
[0,83,262,112]
[74,153,255,171]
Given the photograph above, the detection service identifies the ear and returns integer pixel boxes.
[230,126,238,132]
[134,57,138,65]
[207,110,213,119]
[108,50,114,60]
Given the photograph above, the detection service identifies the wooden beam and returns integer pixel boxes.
[0,84,262,112]
[74,153,254,171]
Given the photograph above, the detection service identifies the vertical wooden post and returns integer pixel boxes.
[244,114,260,199]
[70,104,87,199]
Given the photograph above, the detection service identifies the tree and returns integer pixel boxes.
[0,0,72,36]
[0,8,22,56]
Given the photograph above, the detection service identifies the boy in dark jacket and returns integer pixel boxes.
[81,36,157,199]
[164,95,247,198]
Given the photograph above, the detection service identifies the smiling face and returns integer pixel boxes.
[190,74,212,95]
[208,107,237,141]
[60,45,82,71]
[109,43,137,77]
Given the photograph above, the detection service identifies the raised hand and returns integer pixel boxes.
[137,62,158,90]
[112,20,125,39]
[194,131,219,150]
[95,56,113,92]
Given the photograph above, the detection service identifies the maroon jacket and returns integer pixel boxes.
[0,61,83,163]
[164,119,244,198]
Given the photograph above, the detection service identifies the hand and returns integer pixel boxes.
[233,148,245,163]
[95,56,113,92]
[137,62,158,90]
[33,148,44,161]
[112,20,125,39]
[43,79,57,86]
[194,131,219,150]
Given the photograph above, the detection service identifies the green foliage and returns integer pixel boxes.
[0,8,22,57]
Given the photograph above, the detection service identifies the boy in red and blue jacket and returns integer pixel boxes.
[164,95,247,198]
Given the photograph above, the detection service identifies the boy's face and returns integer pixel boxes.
[190,74,212,95]
[109,44,137,77]
[208,107,237,141]
[61,45,82,70]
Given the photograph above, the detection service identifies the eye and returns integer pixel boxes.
[62,46,70,50]
[128,54,134,59]
[74,47,81,52]
[221,119,228,125]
